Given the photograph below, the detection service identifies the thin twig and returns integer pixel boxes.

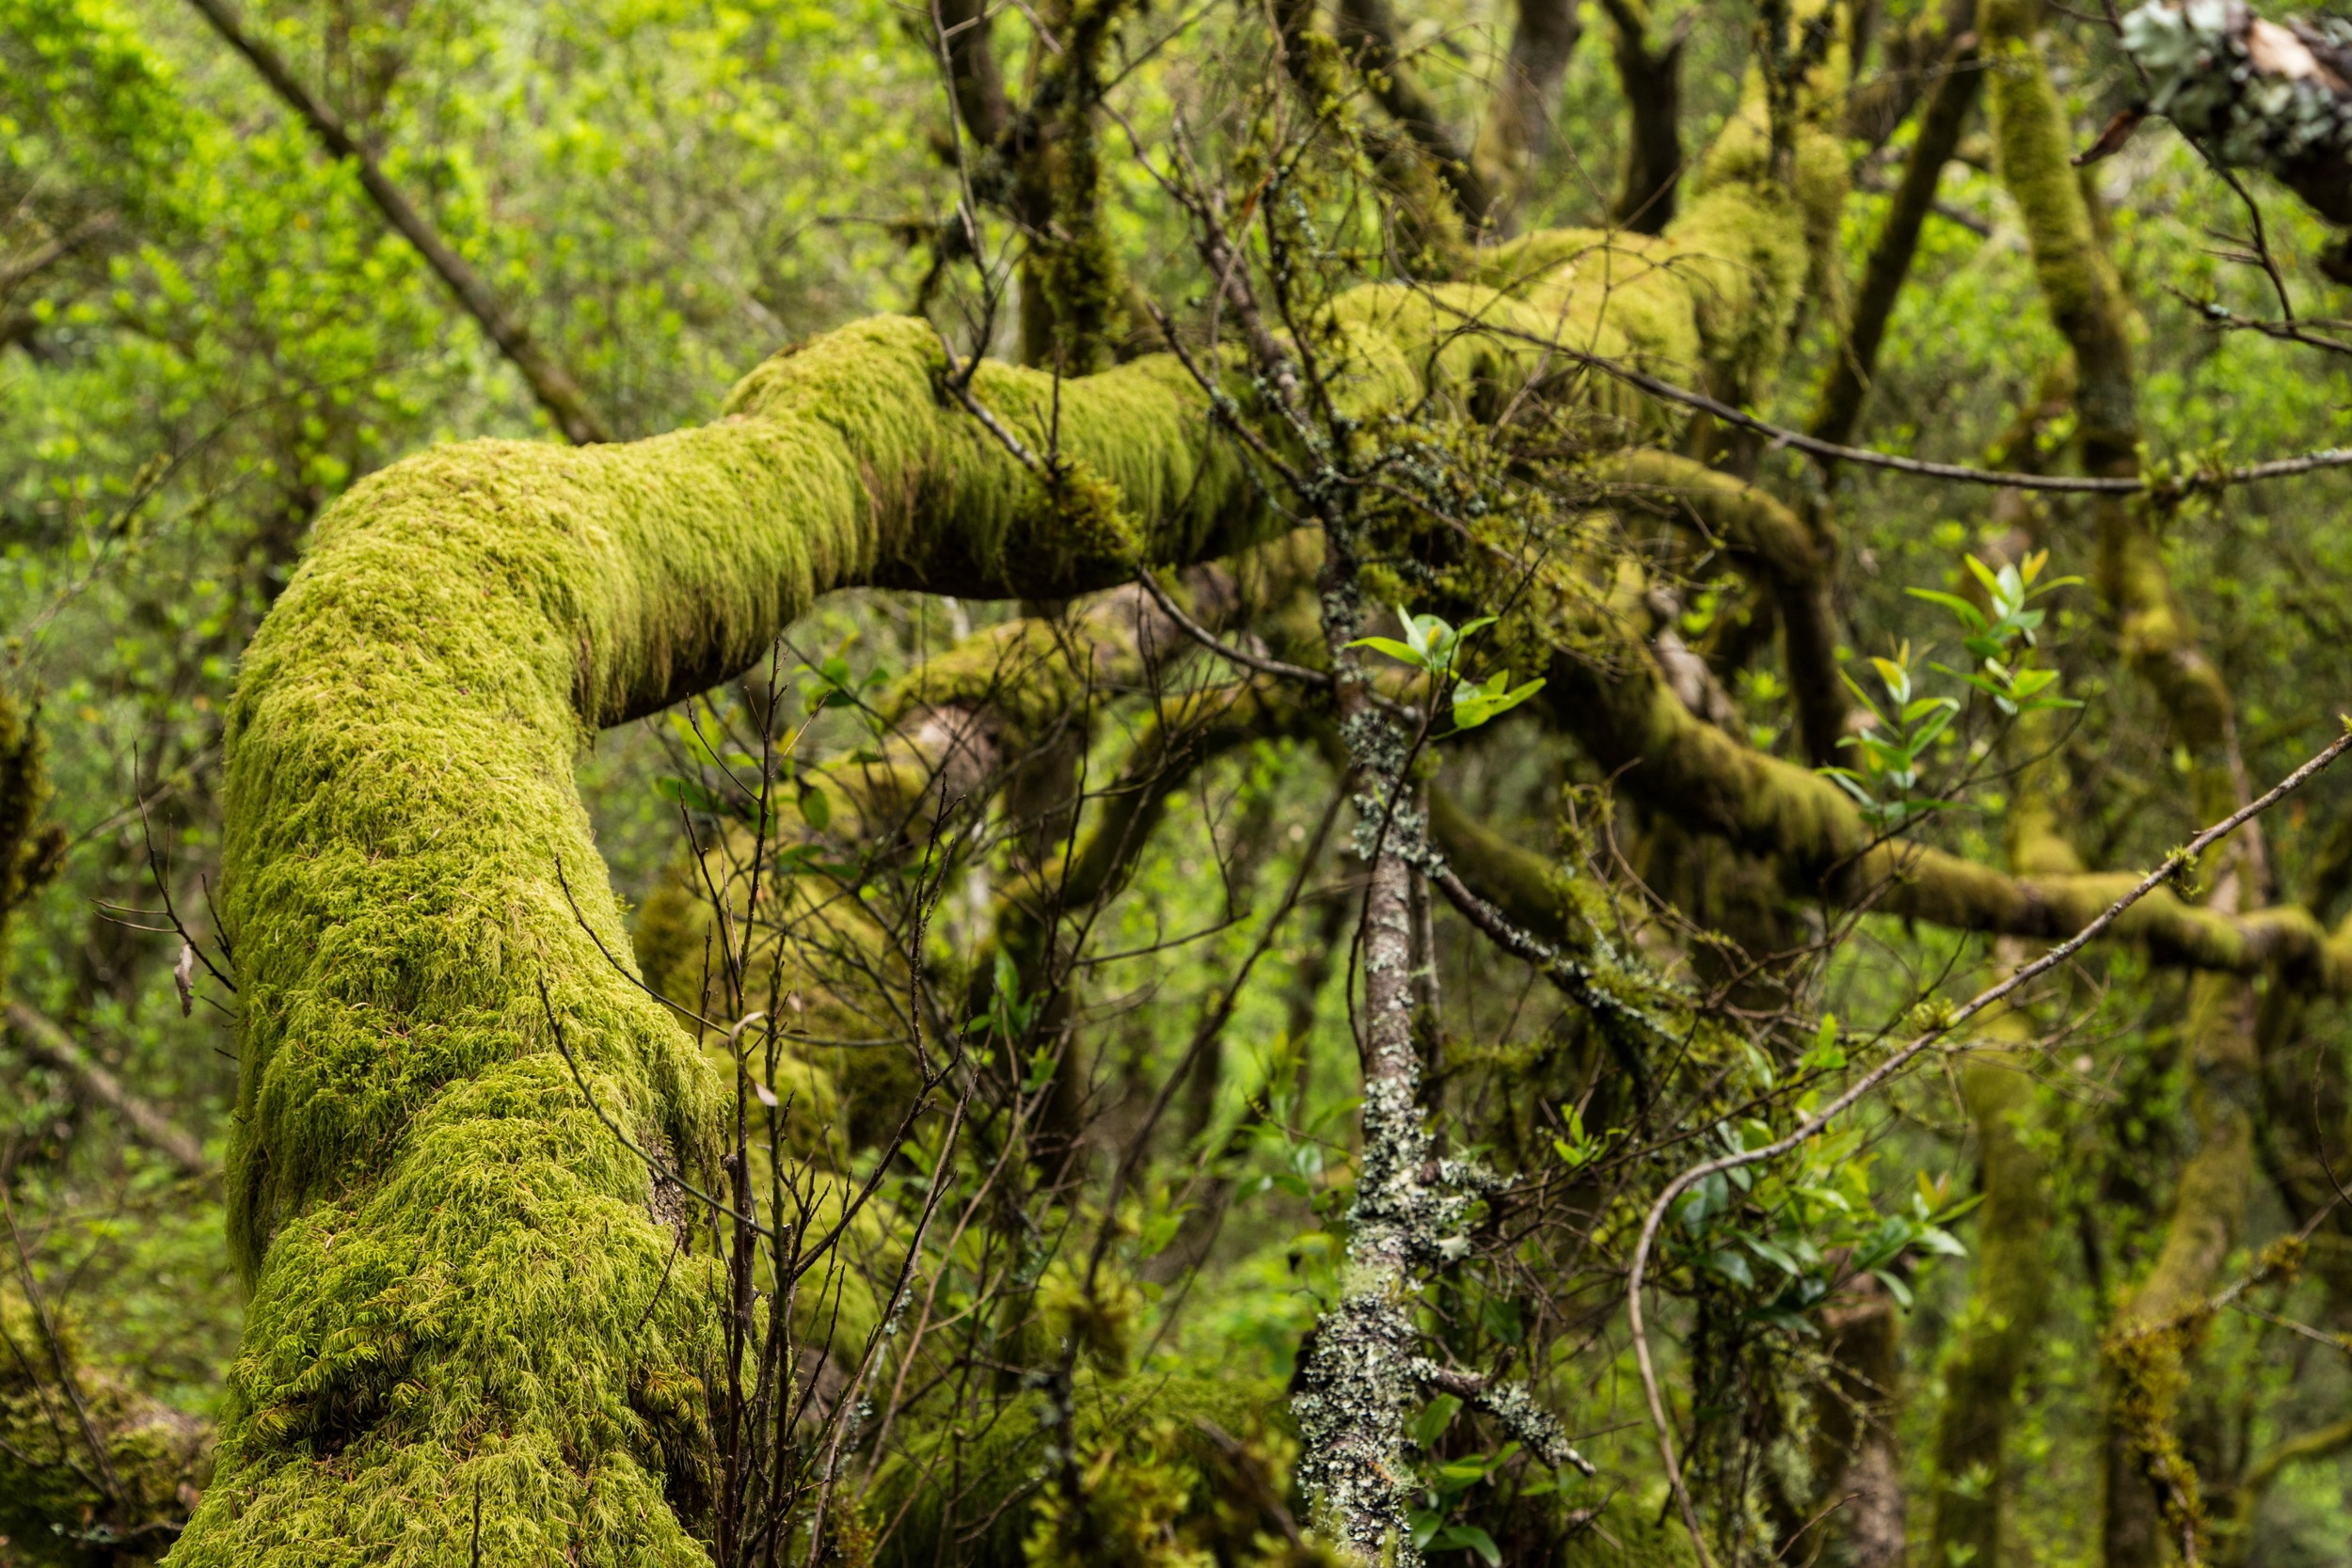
[1133,568,1332,689]
[535,973,771,1237]
[1463,314,2352,495]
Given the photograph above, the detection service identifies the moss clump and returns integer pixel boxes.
[1463,128,1841,424]
[2,1288,213,1565]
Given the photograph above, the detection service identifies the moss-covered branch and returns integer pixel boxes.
[1596,448,1849,765]
[190,134,1853,1549]
[190,319,1291,1563]
[2102,972,2261,1568]
[1536,615,2344,978]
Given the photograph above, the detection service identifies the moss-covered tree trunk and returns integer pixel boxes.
[1927,997,2054,1568]
[176,67,1854,1549]
[176,321,1270,1564]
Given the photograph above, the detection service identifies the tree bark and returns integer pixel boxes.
[1335,0,1499,230]
[1810,33,1982,451]
[1472,0,1583,231]
[1599,0,1687,234]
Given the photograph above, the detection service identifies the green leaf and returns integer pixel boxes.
[1708,1248,1756,1288]
[1398,605,1433,658]
[1020,1045,1056,1093]
[1909,703,1958,751]
[1914,1225,1968,1258]
[1434,1525,1503,1566]
[797,785,832,832]
[1806,1014,1846,1070]
[1837,673,1893,729]
[1452,673,1546,730]
[1411,1394,1464,1449]
[1963,554,2003,600]
[1346,635,1426,669]
[1905,587,1988,633]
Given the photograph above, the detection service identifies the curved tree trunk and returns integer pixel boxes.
[179,322,1279,1563]
[1979,9,2271,1563]
[180,112,1834,1549]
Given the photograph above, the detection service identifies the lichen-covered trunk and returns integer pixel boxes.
[2103,972,2260,1568]
[1288,800,1426,1561]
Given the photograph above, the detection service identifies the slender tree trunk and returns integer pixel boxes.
[178,0,612,443]
[1599,0,1686,233]
[1929,1004,2054,1568]
[1472,0,1582,232]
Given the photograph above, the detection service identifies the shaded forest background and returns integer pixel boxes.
[7,0,2352,1563]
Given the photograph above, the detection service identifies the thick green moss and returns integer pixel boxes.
[1465,33,1845,421]
[2,1289,212,1565]
[1539,605,2351,979]
[1980,9,2137,470]
[187,317,1287,1563]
